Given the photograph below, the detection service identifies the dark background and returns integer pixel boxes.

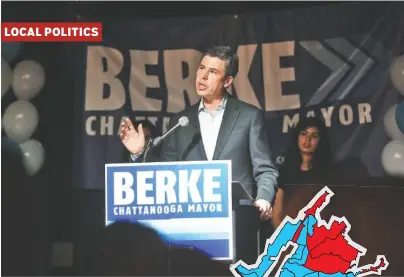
[3,2,401,275]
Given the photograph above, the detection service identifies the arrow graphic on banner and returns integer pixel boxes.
[326,37,376,101]
[300,34,391,164]
[299,38,376,107]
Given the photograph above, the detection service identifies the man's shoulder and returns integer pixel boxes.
[177,103,199,116]
[174,96,263,116]
[232,97,263,115]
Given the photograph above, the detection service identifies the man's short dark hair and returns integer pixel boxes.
[202,46,239,77]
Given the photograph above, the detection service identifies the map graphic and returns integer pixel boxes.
[230,186,389,277]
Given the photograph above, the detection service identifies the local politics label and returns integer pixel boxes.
[1,22,103,42]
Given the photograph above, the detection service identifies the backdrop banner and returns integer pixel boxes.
[71,2,404,189]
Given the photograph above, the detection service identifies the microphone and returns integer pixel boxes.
[151,116,189,148]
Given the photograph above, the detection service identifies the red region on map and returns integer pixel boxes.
[304,220,361,274]
[304,191,329,217]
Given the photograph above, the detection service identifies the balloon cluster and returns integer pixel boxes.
[382,55,404,179]
[2,42,45,176]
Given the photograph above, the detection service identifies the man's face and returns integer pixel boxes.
[195,55,233,100]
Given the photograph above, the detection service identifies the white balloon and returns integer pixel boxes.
[2,58,12,97]
[390,55,404,96]
[12,60,45,100]
[2,100,39,143]
[19,139,45,176]
[381,140,404,178]
[383,104,404,141]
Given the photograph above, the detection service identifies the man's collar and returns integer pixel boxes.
[198,92,229,113]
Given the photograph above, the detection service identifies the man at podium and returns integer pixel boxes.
[119,45,278,221]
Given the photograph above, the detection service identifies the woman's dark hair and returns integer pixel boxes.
[282,116,334,175]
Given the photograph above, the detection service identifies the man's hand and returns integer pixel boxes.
[254,199,273,220]
[119,117,146,156]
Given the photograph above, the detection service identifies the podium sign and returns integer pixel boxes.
[105,160,233,260]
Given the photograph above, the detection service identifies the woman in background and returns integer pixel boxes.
[278,116,336,185]
[260,116,338,252]
[275,116,338,222]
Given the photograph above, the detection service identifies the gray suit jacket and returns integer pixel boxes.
[136,96,279,204]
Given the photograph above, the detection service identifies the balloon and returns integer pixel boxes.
[12,60,45,100]
[396,101,404,135]
[19,139,45,176]
[2,100,39,143]
[1,42,22,62]
[390,55,404,96]
[383,104,404,141]
[381,140,404,178]
[2,58,12,97]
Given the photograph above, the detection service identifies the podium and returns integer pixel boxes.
[105,161,262,264]
[231,181,261,264]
